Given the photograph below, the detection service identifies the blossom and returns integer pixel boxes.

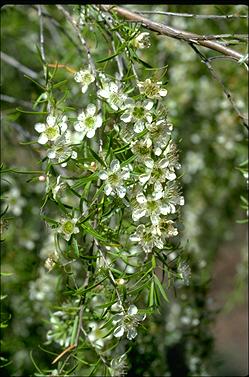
[35,114,68,145]
[113,305,146,340]
[47,133,77,167]
[161,182,185,215]
[152,218,179,239]
[132,191,164,225]
[110,354,127,377]
[137,78,167,99]
[57,217,79,241]
[97,81,127,111]
[139,157,177,187]
[131,137,153,168]
[146,119,173,156]
[74,104,102,139]
[88,321,110,350]
[120,98,154,133]
[99,159,130,198]
[74,69,95,93]
[133,32,150,49]
[130,224,164,253]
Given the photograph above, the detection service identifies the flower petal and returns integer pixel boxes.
[99,171,108,180]
[34,123,45,133]
[74,122,84,132]
[105,184,113,196]
[127,327,137,340]
[120,111,132,123]
[159,89,168,97]
[113,325,125,338]
[128,305,138,315]
[86,129,95,138]
[134,121,144,133]
[87,104,96,116]
[95,114,102,128]
[116,186,126,198]
[46,115,56,127]
[132,208,146,221]
[136,193,146,204]
[110,159,120,172]
[144,100,154,110]
[38,134,48,145]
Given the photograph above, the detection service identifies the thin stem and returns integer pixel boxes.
[189,43,248,131]
[37,5,47,79]
[133,10,248,20]
[56,5,96,75]
[1,51,38,79]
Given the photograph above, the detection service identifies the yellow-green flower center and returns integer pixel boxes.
[85,116,95,129]
[143,82,159,97]
[109,173,120,186]
[45,127,58,140]
[62,221,74,234]
[133,106,144,119]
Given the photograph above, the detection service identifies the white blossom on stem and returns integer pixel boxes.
[74,104,102,139]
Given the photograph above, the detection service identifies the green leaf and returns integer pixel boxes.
[96,46,125,63]
[72,173,98,190]
[149,280,155,307]
[53,79,68,89]
[16,107,48,115]
[0,272,13,277]
[72,238,79,257]
[70,315,79,345]
[80,223,118,245]
[153,274,169,303]
[89,148,106,167]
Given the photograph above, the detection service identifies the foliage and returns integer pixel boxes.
[1,4,248,376]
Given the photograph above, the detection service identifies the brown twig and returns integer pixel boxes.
[99,5,247,64]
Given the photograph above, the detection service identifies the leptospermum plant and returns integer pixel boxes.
[28,5,188,376]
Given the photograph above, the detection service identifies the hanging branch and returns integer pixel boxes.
[98,5,248,64]
[189,43,249,131]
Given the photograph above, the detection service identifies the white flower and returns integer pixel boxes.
[131,137,152,167]
[133,32,150,49]
[120,98,153,133]
[57,217,79,241]
[130,224,164,253]
[47,133,77,167]
[139,157,177,187]
[74,104,102,139]
[137,79,167,99]
[110,354,127,377]
[50,175,66,200]
[160,182,185,215]
[152,218,178,239]
[88,321,110,350]
[146,120,173,156]
[74,69,95,93]
[132,191,165,225]
[113,305,146,340]
[97,81,127,111]
[35,114,68,145]
[99,159,130,198]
